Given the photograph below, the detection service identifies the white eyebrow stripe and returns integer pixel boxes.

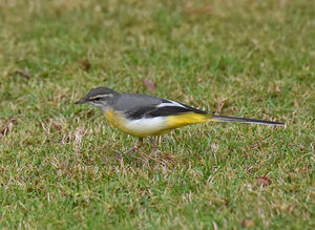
[156,100,187,108]
[89,94,113,99]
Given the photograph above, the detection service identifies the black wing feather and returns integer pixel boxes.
[125,106,156,120]
[126,102,207,120]
[147,106,195,117]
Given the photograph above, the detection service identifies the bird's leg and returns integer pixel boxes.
[123,137,144,155]
[149,137,155,146]
[136,137,144,149]
[149,136,162,155]
[114,138,144,159]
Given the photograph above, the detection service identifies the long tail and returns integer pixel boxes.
[209,115,285,126]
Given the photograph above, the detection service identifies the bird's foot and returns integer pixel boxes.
[114,138,144,158]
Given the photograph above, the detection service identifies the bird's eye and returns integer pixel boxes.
[88,97,103,102]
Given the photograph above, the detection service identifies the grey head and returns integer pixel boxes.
[75,87,119,110]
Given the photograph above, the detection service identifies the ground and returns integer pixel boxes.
[0,0,314,229]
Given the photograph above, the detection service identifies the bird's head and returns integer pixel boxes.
[75,87,118,110]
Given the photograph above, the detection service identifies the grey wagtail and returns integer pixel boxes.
[75,87,284,149]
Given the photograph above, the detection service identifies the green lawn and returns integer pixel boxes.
[0,0,314,229]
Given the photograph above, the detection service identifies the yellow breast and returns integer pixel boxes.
[105,109,126,131]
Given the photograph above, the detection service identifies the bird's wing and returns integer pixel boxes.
[115,94,207,120]
[146,99,207,117]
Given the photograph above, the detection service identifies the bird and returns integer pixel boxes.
[75,87,284,152]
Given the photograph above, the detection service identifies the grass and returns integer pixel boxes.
[0,0,314,229]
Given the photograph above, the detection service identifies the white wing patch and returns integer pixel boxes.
[156,100,186,108]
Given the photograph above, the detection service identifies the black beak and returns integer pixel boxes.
[74,97,88,104]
